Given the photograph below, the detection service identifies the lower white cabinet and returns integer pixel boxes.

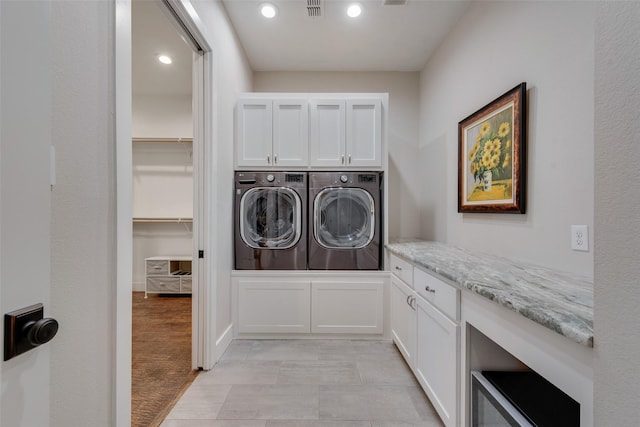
[237,279,311,334]
[390,275,416,367]
[415,294,459,427]
[233,273,386,336]
[311,280,384,334]
[389,254,460,427]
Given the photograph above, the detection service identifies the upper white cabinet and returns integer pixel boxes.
[236,98,308,168]
[235,94,385,170]
[310,98,382,168]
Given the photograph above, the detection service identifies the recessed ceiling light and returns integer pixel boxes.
[261,3,278,18]
[347,3,362,18]
[157,55,173,65]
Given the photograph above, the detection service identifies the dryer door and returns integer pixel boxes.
[240,187,302,249]
[313,188,375,249]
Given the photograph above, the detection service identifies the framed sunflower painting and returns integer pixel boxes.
[458,82,527,213]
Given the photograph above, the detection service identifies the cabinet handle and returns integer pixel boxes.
[348,154,352,164]
[267,155,271,164]
[425,286,436,293]
[395,266,402,271]
[406,295,411,306]
[274,154,278,164]
[341,155,345,164]
[410,296,416,310]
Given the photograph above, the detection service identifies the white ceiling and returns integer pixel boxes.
[222,0,470,72]
[132,0,470,95]
[132,0,193,95]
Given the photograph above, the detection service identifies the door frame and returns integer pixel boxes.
[115,0,215,424]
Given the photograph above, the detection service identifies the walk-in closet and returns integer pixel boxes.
[131,1,196,425]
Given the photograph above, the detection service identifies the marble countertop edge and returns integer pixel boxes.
[386,240,594,348]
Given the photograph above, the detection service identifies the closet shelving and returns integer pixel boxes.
[132,137,194,292]
[132,136,193,223]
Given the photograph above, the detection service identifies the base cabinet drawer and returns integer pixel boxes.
[414,267,459,320]
[390,254,414,286]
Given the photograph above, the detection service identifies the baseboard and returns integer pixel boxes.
[213,323,233,364]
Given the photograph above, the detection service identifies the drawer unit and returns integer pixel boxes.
[390,254,414,286]
[144,256,192,297]
[414,267,459,321]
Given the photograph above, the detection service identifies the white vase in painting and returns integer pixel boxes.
[483,170,492,191]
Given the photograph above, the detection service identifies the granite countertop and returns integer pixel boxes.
[386,240,594,347]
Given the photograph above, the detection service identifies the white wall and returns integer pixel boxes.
[418,1,594,278]
[189,0,253,361]
[254,71,421,240]
[132,93,192,138]
[49,1,114,425]
[593,2,640,423]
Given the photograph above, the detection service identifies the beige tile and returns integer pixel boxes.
[218,384,319,420]
[356,358,418,385]
[198,360,281,385]
[246,340,319,361]
[162,421,267,427]
[267,422,370,427]
[277,361,361,385]
[161,340,443,427]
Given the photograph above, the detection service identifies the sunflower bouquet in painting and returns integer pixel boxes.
[467,108,513,195]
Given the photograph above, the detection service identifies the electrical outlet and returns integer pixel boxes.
[571,225,589,252]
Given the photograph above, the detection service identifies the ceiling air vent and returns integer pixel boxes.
[383,0,407,5]
[307,0,322,18]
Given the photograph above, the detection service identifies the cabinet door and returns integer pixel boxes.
[237,279,311,333]
[415,295,459,427]
[346,99,382,167]
[236,98,273,167]
[390,275,416,367]
[273,99,308,167]
[309,99,346,167]
[311,279,384,334]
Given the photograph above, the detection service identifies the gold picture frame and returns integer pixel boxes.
[458,83,527,213]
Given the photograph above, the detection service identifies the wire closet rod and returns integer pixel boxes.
[132,137,193,143]
[133,217,193,223]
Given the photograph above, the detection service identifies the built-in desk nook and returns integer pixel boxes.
[387,240,593,427]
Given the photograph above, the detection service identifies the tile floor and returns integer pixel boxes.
[161,339,444,427]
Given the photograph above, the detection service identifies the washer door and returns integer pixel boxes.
[314,188,375,249]
[240,187,302,249]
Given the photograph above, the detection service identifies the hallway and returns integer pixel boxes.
[160,339,443,426]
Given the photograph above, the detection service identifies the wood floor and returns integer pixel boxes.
[132,292,198,427]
